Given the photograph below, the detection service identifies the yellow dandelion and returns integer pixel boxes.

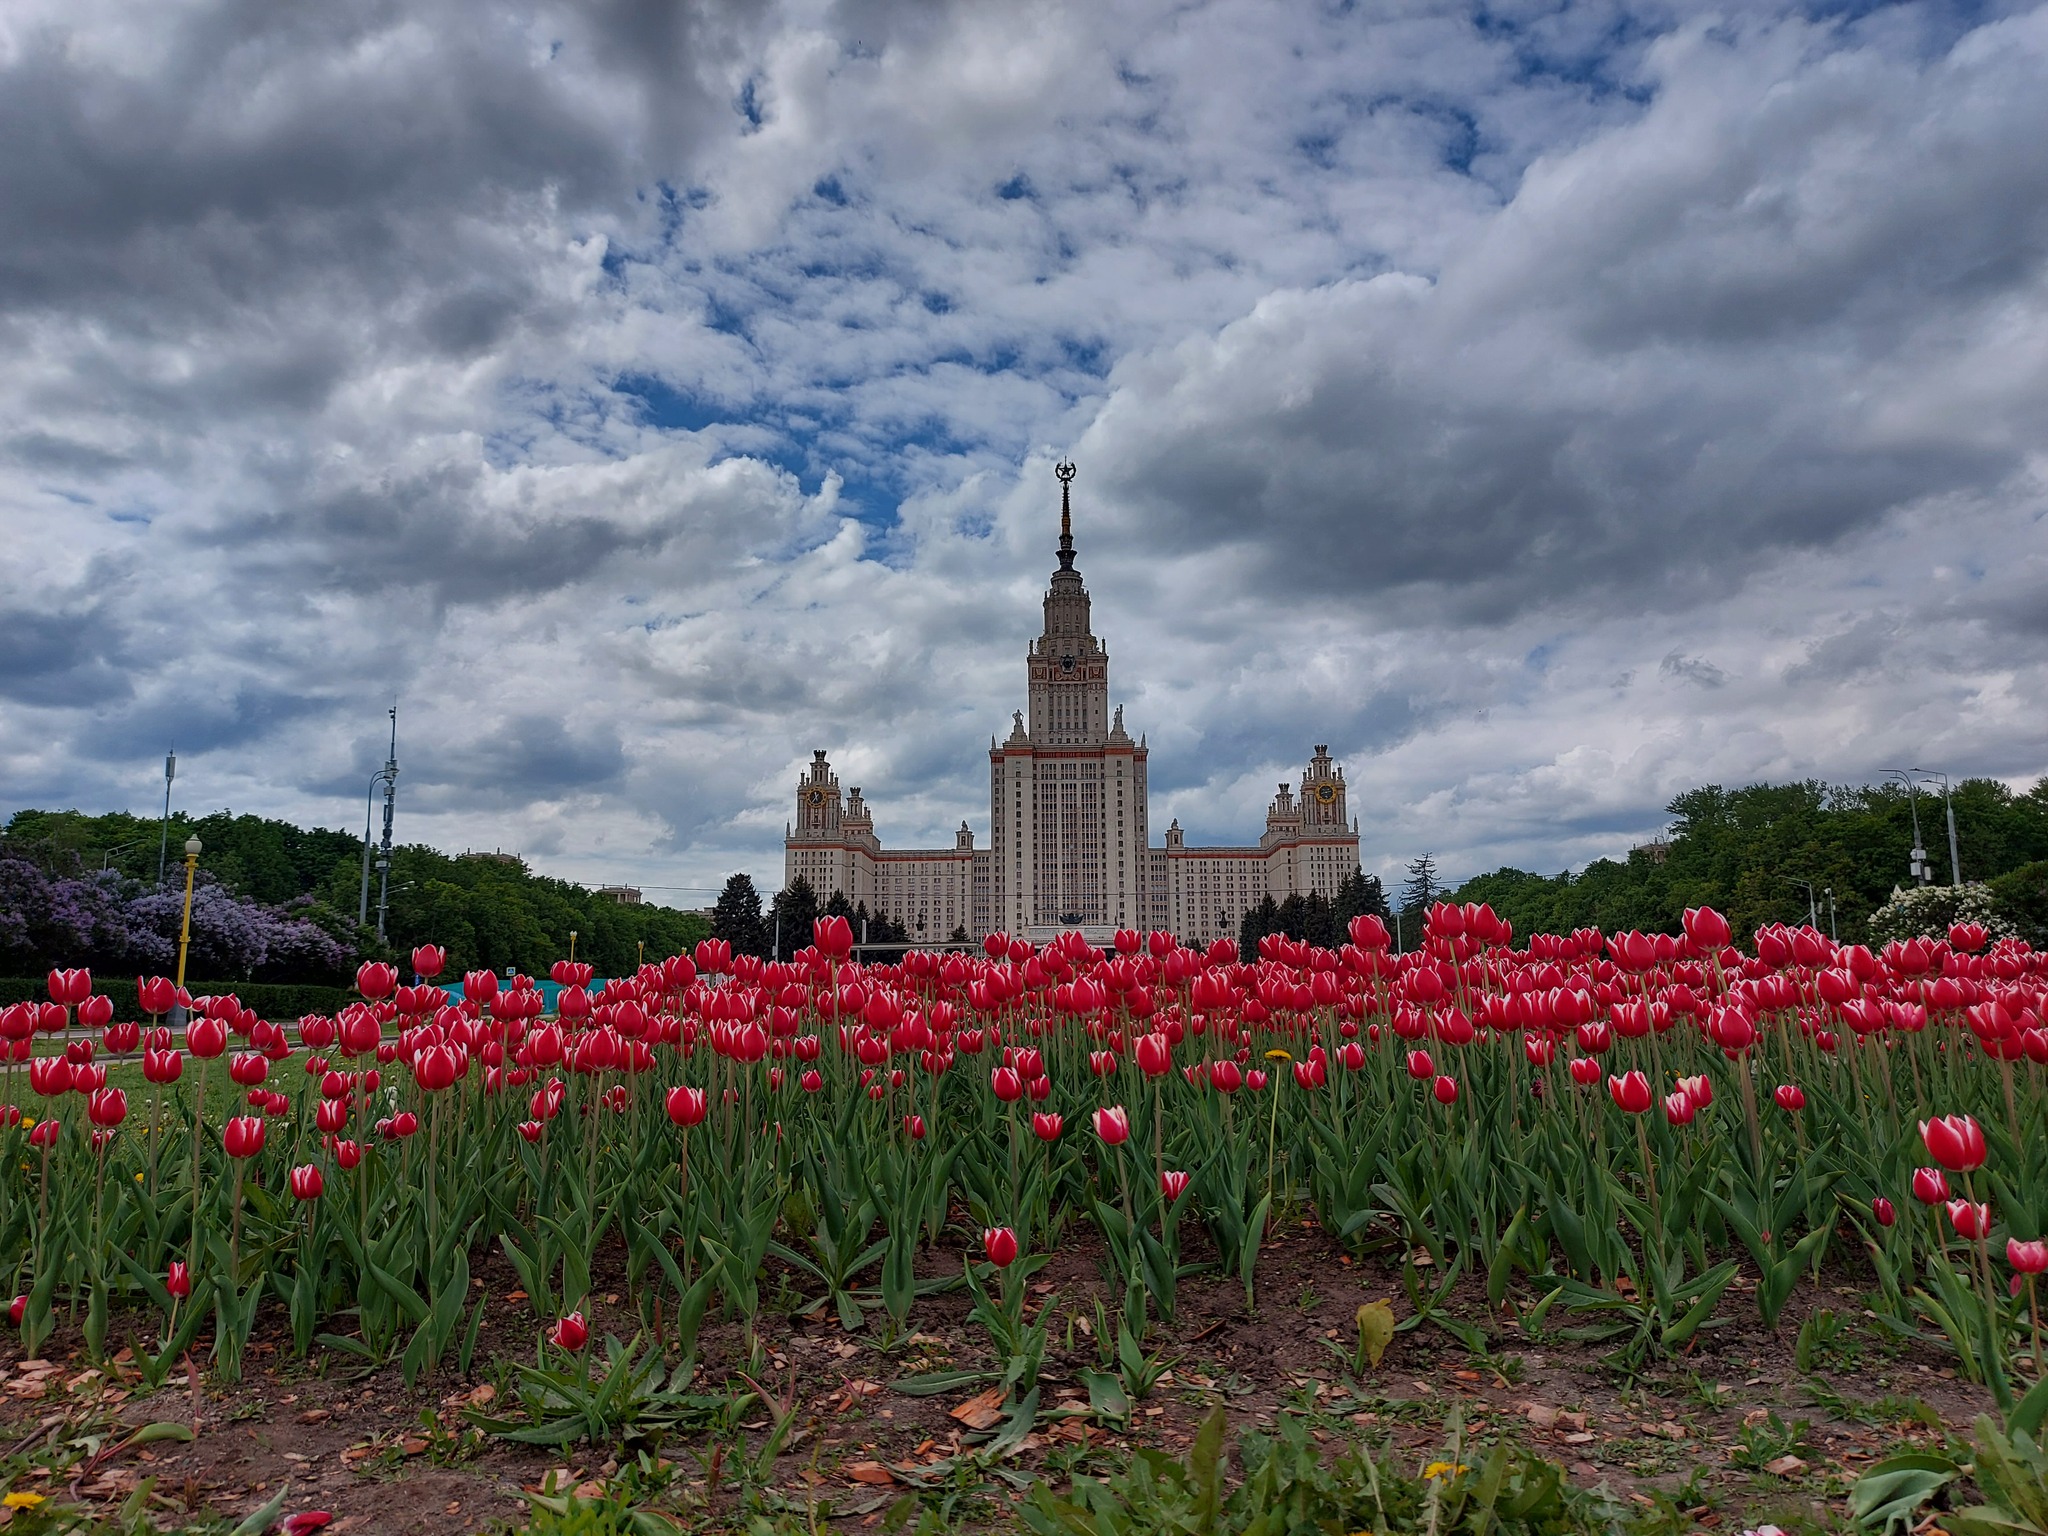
[1422,1461,1467,1481]
[4,1490,47,1508]
[1264,1049,1293,1062]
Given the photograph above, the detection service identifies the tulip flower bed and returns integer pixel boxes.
[1,908,2046,1532]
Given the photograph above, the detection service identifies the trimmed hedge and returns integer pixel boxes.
[0,976,353,1021]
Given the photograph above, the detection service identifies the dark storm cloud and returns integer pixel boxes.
[1089,13,2048,630]
[420,714,627,802]
[0,603,136,707]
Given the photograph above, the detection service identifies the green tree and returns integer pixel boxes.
[712,874,770,960]
[770,876,820,959]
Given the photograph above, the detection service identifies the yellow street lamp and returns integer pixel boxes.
[174,836,202,990]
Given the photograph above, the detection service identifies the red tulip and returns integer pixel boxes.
[1872,1196,1896,1228]
[25,1121,53,1148]
[550,1312,589,1350]
[1568,1057,1602,1086]
[138,976,179,1015]
[1406,1049,1434,1080]
[2010,1239,2048,1275]
[1773,1083,1805,1112]
[87,1088,127,1127]
[1134,1032,1172,1077]
[334,1139,363,1169]
[1948,1199,1992,1241]
[229,1051,268,1087]
[1160,1170,1191,1200]
[282,1513,335,1535]
[1912,1167,1950,1205]
[77,994,113,1029]
[289,1164,324,1200]
[983,1226,1020,1267]
[665,1086,707,1126]
[410,945,447,978]
[1920,1115,1987,1173]
[903,1114,926,1140]
[8,1295,25,1324]
[1208,1059,1242,1094]
[413,1044,463,1092]
[1338,1042,1366,1071]
[1094,1106,1131,1145]
[223,1116,266,1158]
[1663,1090,1695,1126]
[1031,1111,1063,1141]
[166,1261,191,1299]
[1682,907,1731,952]
[1432,1074,1459,1105]
[1608,1070,1652,1114]
[186,1016,228,1059]
[1676,1074,1712,1109]
[799,1069,823,1093]
[990,1066,1024,1102]
[47,968,91,1006]
[355,962,398,1001]
[27,1058,71,1096]
[814,915,855,959]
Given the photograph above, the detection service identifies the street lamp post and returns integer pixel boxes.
[1882,769,1931,884]
[1910,769,1962,887]
[175,837,202,991]
[156,749,176,889]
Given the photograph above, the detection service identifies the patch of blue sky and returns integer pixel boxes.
[1472,5,1657,106]
[612,372,725,434]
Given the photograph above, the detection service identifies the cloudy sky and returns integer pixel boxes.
[3,0,2045,906]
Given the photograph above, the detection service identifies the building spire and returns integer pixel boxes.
[1054,458,1077,571]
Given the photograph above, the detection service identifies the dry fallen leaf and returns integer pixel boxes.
[950,1388,1006,1431]
[1763,1455,1807,1477]
[846,1461,895,1486]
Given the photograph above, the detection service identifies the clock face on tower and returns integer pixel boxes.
[808,790,825,805]
[1060,653,1075,673]
[1314,782,1338,804]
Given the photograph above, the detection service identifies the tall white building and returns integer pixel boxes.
[784,464,1361,945]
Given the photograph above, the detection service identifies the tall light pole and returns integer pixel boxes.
[1910,769,1962,887]
[175,836,202,991]
[157,749,176,889]
[1882,769,1931,885]
[357,708,401,941]
[375,706,398,944]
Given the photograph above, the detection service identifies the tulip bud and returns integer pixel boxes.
[983,1226,1020,1268]
[550,1312,589,1351]
[665,1085,707,1126]
[1607,1070,1652,1114]
[1773,1083,1805,1112]
[1432,1074,1459,1105]
[1160,1170,1191,1201]
[1093,1105,1131,1146]
[8,1295,25,1325]
[1912,1166,1950,1205]
[1920,1114,1988,1173]
[1872,1196,1896,1228]
[289,1164,324,1200]
[1406,1049,1434,1081]
[334,1139,363,1170]
[166,1262,191,1299]
[2009,1238,2048,1276]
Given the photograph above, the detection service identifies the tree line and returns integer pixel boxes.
[1,808,710,984]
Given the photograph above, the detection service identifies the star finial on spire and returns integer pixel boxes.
[1054,459,1077,570]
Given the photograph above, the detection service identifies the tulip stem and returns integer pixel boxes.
[188,1056,209,1275]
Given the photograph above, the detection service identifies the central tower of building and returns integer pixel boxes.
[989,462,1150,936]
[785,460,1361,949]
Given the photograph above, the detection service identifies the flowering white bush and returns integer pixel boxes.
[1865,881,2018,946]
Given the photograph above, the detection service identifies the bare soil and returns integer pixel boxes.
[0,1220,1990,1533]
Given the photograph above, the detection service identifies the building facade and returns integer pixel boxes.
[783,464,1361,945]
